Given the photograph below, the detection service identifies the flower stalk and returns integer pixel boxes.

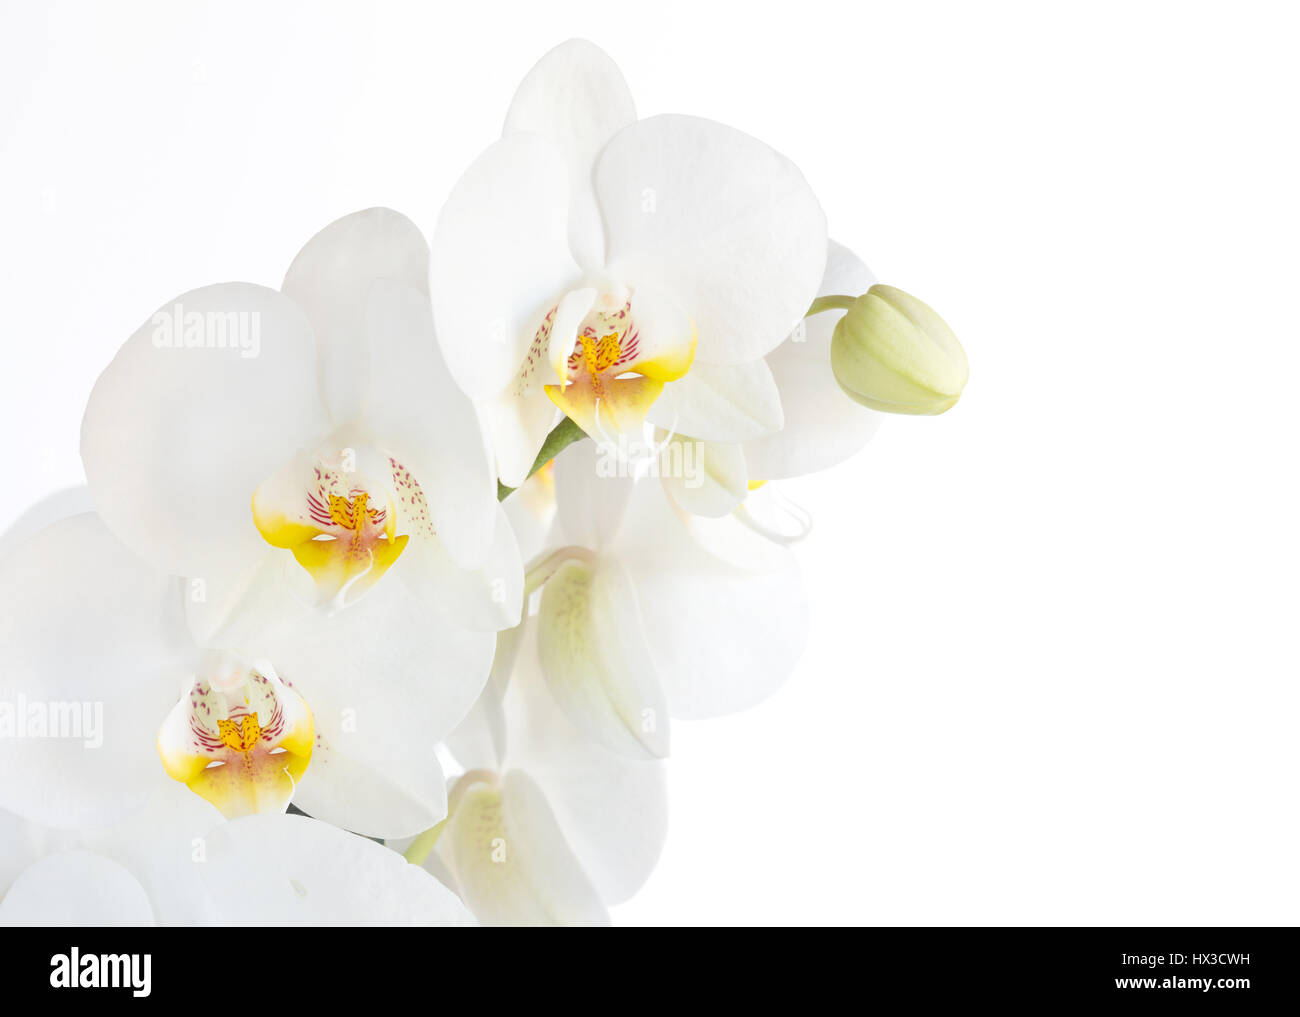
[497,416,588,501]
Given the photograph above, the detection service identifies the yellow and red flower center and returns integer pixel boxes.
[515,287,693,444]
[252,447,436,607]
[157,654,314,818]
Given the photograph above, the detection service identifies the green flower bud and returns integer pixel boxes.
[830,285,968,415]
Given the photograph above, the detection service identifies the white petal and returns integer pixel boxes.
[363,279,499,568]
[552,437,633,548]
[504,38,636,271]
[676,482,812,572]
[0,809,72,894]
[501,470,558,564]
[200,814,474,925]
[442,628,518,772]
[647,357,784,442]
[431,133,581,400]
[822,236,878,295]
[0,514,193,828]
[659,435,748,518]
[535,558,669,758]
[744,240,884,479]
[401,504,524,632]
[448,770,607,926]
[0,850,154,926]
[416,841,461,899]
[545,287,597,384]
[614,485,809,718]
[597,114,827,363]
[80,780,224,925]
[182,544,290,648]
[504,630,666,905]
[247,550,495,839]
[82,283,330,579]
[291,745,448,844]
[0,486,94,560]
[282,208,431,426]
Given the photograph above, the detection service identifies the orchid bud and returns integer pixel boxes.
[830,285,968,415]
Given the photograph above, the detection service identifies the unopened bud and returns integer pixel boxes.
[830,285,968,415]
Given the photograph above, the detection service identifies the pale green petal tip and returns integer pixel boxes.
[830,284,968,416]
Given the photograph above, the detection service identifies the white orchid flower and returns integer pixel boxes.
[81,207,523,638]
[0,35,972,933]
[1,790,472,926]
[430,39,828,487]
[409,621,665,927]
[0,503,489,838]
[510,442,807,760]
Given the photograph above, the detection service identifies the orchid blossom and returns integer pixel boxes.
[82,207,523,637]
[515,441,808,759]
[0,37,967,929]
[0,501,489,839]
[409,621,665,926]
[430,39,828,487]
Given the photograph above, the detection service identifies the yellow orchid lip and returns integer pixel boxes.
[252,447,435,607]
[158,656,314,819]
[530,288,697,444]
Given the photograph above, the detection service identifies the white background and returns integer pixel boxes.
[2,1,1297,925]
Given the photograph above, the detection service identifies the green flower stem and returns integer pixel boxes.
[402,819,446,866]
[805,294,857,317]
[496,416,588,501]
